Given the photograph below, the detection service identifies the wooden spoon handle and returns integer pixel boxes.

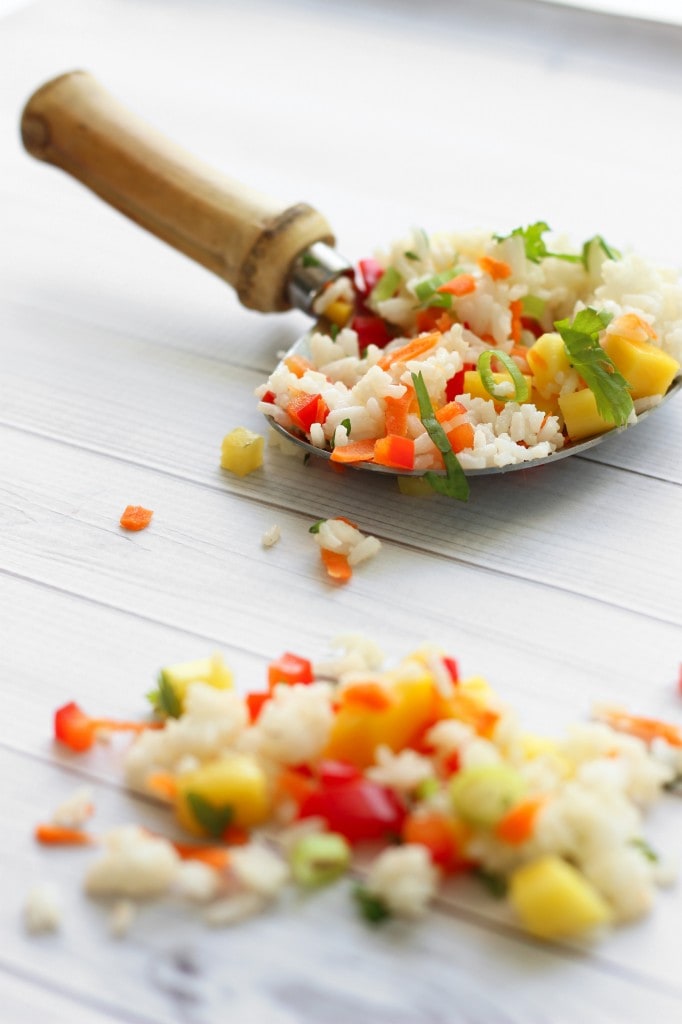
[20,70,335,312]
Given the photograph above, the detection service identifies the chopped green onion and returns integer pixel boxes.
[421,292,453,311]
[308,518,326,534]
[472,867,508,899]
[521,294,546,321]
[369,266,402,304]
[340,418,351,436]
[554,307,634,426]
[494,222,581,265]
[404,250,420,261]
[629,837,659,863]
[413,267,460,302]
[581,234,621,270]
[147,673,182,719]
[411,372,470,501]
[477,350,530,404]
[290,832,351,887]
[329,323,340,340]
[353,885,392,924]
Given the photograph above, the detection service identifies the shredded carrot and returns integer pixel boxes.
[340,681,393,711]
[495,796,547,845]
[509,300,523,344]
[170,841,231,870]
[320,548,352,582]
[120,506,154,532]
[91,717,163,735]
[373,434,415,470]
[384,387,415,436]
[284,354,315,377]
[478,256,512,280]
[35,823,94,846]
[595,707,682,748]
[377,332,440,371]
[329,439,376,464]
[435,401,467,424]
[436,274,477,297]
[146,771,179,802]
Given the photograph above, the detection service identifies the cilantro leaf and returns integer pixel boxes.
[495,222,581,265]
[353,885,392,924]
[411,372,470,501]
[404,250,420,261]
[186,792,234,839]
[554,308,634,426]
[147,673,182,719]
[309,518,326,534]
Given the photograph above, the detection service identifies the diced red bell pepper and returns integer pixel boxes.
[267,652,314,689]
[356,258,385,296]
[54,701,96,752]
[286,393,328,433]
[442,656,459,683]
[351,315,391,351]
[318,759,362,787]
[373,434,415,470]
[260,390,277,405]
[298,774,406,843]
[445,369,465,402]
[245,692,271,722]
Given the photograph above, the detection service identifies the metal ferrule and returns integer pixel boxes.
[287,241,353,315]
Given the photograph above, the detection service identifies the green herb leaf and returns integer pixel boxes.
[581,234,621,270]
[411,371,470,501]
[353,885,392,924]
[521,294,546,321]
[329,323,340,340]
[477,350,530,404]
[495,222,581,265]
[186,793,233,839]
[340,418,351,436]
[301,251,321,268]
[554,307,634,426]
[147,673,182,719]
[404,250,420,261]
[629,837,659,863]
[369,266,402,304]
[472,867,508,899]
[309,518,326,534]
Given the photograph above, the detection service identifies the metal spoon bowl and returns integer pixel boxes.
[21,71,681,482]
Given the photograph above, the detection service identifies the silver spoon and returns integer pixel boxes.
[21,71,681,480]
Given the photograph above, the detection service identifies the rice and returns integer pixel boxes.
[256,225,681,478]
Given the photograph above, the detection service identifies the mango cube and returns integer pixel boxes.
[558,388,614,441]
[527,332,573,397]
[176,754,270,835]
[509,855,612,940]
[221,427,264,476]
[603,333,680,399]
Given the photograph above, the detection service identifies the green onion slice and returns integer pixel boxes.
[477,350,530,404]
[290,832,351,887]
[369,266,402,304]
[411,371,470,501]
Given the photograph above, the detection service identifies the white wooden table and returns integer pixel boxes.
[2,1,682,1020]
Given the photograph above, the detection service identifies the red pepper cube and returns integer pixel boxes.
[245,692,271,722]
[54,701,96,752]
[373,434,415,471]
[268,652,314,690]
[286,393,329,433]
[356,258,385,296]
[351,315,391,351]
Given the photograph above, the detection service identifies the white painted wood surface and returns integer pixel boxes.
[2,1,682,1020]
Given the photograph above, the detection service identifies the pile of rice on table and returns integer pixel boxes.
[41,638,681,943]
[256,223,681,480]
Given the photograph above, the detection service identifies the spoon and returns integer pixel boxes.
[21,71,681,480]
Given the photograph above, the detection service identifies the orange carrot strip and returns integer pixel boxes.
[320,548,352,582]
[275,767,317,807]
[91,718,162,735]
[171,842,232,870]
[377,332,440,370]
[435,401,467,424]
[495,796,547,845]
[35,823,94,846]
[120,506,154,532]
[595,708,682,748]
[329,439,376,464]
[146,771,179,802]
[436,274,477,297]
[284,354,314,377]
[373,434,415,470]
[384,388,415,436]
[335,515,359,529]
[340,681,393,711]
[510,300,523,344]
[478,256,512,280]
[446,422,475,453]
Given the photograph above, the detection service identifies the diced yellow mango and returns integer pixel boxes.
[527,332,573,397]
[509,855,612,940]
[221,427,264,477]
[558,388,614,441]
[603,333,680,399]
[159,654,233,709]
[530,388,562,420]
[463,369,532,404]
[176,754,270,836]
[324,667,439,769]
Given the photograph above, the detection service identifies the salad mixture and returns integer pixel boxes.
[256,223,681,497]
[39,638,681,943]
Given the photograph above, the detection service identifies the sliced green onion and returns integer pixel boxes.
[521,294,545,321]
[413,267,460,302]
[472,866,508,899]
[354,885,392,924]
[329,323,340,340]
[411,371,470,501]
[290,832,351,887]
[340,418,351,436]
[581,234,621,270]
[477,350,530,404]
[308,518,326,534]
[369,266,402,304]
[404,250,420,261]
[414,777,440,801]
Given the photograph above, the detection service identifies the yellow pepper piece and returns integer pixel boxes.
[325,299,353,328]
[221,427,265,477]
[509,855,612,940]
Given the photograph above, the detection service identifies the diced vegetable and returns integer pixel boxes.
[290,832,351,886]
[509,856,612,939]
[176,754,270,835]
[298,773,406,844]
[150,654,233,717]
[268,652,314,689]
[373,434,415,470]
[558,388,615,441]
[220,427,265,476]
[477,350,530,404]
[449,764,527,828]
[603,332,679,399]
[119,505,153,531]
[554,308,634,426]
